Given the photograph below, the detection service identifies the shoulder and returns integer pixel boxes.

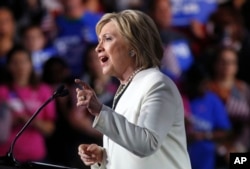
[137,67,167,79]
[37,83,53,93]
[0,85,9,100]
[136,68,176,88]
[207,80,216,88]
[83,11,102,19]
[133,68,181,99]
[55,14,66,23]
[0,85,8,91]
[205,91,224,104]
[235,80,250,91]
[82,11,102,23]
[203,91,217,99]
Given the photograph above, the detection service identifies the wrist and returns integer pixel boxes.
[94,104,103,116]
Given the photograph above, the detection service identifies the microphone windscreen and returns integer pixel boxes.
[60,89,69,97]
[55,84,65,94]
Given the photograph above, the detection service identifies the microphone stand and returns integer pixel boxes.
[7,95,55,166]
[0,84,69,167]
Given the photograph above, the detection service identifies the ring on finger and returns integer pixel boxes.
[81,95,86,101]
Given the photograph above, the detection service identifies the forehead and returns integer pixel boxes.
[98,21,120,36]
[0,9,12,19]
[221,49,236,57]
[12,51,29,57]
[25,27,43,36]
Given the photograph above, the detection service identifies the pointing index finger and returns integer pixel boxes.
[75,79,91,90]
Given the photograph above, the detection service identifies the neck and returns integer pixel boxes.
[66,6,85,19]
[119,67,143,85]
[93,74,110,85]
[14,78,29,87]
[215,76,235,88]
[0,38,13,56]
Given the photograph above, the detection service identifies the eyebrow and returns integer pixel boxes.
[98,33,112,41]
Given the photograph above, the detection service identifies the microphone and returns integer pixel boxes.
[0,84,69,167]
[53,84,69,97]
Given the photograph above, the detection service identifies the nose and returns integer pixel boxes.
[95,42,104,53]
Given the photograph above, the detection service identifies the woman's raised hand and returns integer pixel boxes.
[75,79,102,116]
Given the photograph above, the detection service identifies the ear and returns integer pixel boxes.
[129,50,136,57]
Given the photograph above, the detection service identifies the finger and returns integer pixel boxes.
[78,151,92,159]
[78,144,89,152]
[76,88,82,94]
[76,91,88,101]
[80,144,99,157]
[78,149,90,157]
[76,99,89,107]
[87,144,98,151]
[82,153,94,159]
[75,79,92,90]
[87,144,99,152]
[77,91,94,106]
[81,156,95,166]
[76,89,84,99]
[80,155,95,164]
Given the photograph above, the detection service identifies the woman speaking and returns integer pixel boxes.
[76,10,191,169]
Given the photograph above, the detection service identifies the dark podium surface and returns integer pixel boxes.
[0,161,79,169]
[0,157,79,169]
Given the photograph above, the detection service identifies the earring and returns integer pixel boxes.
[129,50,135,57]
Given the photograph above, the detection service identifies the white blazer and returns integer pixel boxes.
[91,68,191,169]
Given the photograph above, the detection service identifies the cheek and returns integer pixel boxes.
[17,62,33,73]
[228,65,238,73]
[109,46,128,64]
[220,65,237,76]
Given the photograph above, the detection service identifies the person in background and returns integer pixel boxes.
[218,0,249,32]
[205,3,250,84]
[0,6,16,84]
[21,24,57,76]
[148,0,193,82]
[76,10,191,169]
[85,0,105,13]
[207,46,250,167]
[168,0,218,58]
[0,46,56,162]
[182,63,231,169]
[0,7,16,66]
[42,0,62,15]
[115,0,144,11]
[42,57,102,169]
[52,0,102,78]
[14,0,49,31]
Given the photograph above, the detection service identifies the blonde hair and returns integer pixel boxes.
[96,10,163,68]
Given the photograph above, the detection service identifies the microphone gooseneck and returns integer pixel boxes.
[6,84,69,164]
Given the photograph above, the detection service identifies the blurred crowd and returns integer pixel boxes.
[0,0,249,169]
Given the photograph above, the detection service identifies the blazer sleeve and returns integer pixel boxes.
[91,148,107,169]
[92,78,181,157]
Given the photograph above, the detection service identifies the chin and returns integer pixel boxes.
[101,67,111,76]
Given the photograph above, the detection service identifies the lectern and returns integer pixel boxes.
[0,132,79,169]
[0,157,79,169]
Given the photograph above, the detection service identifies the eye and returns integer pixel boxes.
[105,37,112,41]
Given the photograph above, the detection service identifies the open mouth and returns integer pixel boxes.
[100,56,109,63]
